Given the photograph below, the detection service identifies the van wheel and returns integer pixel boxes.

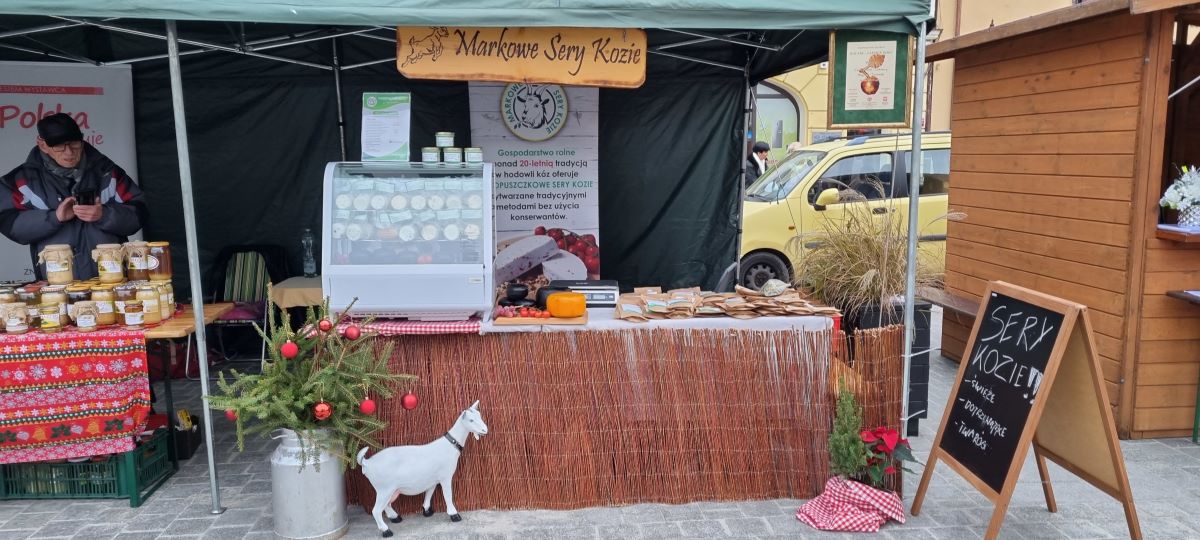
[740,253,791,290]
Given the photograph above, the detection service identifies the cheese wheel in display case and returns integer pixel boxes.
[370,194,389,210]
[428,194,445,210]
[463,223,481,241]
[335,193,353,209]
[397,225,416,242]
[331,222,347,239]
[390,194,408,210]
[420,224,439,241]
[346,223,374,241]
[353,194,371,211]
[445,195,463,209]
[410,195,427,210]
[443,223,460,241]
[466,194,482,209]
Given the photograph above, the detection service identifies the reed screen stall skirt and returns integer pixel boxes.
[347,325,905,512]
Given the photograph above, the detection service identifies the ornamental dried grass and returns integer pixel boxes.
[787,179,961,321]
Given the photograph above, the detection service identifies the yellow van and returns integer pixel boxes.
[738,132,951,289]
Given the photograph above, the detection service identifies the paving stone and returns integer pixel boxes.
[722,517,770,537]
[620,508,666,524]
[110,533,160,540]
[512,526,594,540]
[160,517,217,537]
[676,519,726,537]
[736,501,784,518]
[68,523,119,540]
[1004,522,1069,539]
[2,513,59,531]
[120,513,173,533]
[241,533,273,540]
[201,525,251,540]
[882,528,938,540]
[701,507,744,520]
[597,524,642,539]
[638,522,682,538]
[30,520,89,539]
[214,508,263,528]
[925,527,983,540]
[1049,520,1118,540]
[0,531,36,540]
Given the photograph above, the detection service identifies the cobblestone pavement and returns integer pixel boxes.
[3,310,1198,539]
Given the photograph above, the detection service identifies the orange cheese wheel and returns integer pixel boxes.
[546,292,587,318]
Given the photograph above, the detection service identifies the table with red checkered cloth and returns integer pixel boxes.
[336,319,480,336]
[0,330,150,464]
[796,476,906,532]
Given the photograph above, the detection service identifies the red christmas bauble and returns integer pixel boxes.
[280,340,299,359]
[359,398,377,415]
[225,409,238,421]
[314,402,332,420]
[318,319,333,332]
[343,325,361,340]
[401,392,419,410]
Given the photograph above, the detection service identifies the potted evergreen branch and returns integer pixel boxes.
[796,382,916,533]
[207,298,415,540]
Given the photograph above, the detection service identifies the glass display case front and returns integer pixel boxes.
[328,163,487,266]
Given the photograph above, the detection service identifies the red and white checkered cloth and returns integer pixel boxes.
[335,319,480,336]
[796,476,906,532]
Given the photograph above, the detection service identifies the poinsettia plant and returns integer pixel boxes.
[860,426,918,488]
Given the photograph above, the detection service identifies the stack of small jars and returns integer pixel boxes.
[0,240,175,335]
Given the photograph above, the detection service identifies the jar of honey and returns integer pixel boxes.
[39,304,62,333]
[124,241,150,281]
[39,244,74,285]
[90,285,117,326]
[136,285,161,326]
[2,303,28,334]
[65,285,90,322]
[92,243,126,284]
[147,241,172,282]
[40,286,67,318]
[16,288,39,327]
[73,301,98,332]
[0,288,15,304]
[115,284,137,315]
[123,300,144,329]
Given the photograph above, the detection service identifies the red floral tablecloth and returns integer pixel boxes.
[0,330,150,464]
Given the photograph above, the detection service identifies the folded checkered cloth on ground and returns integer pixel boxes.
[796,476,906,532]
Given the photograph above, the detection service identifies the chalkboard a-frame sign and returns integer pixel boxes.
[911,282,1141,540]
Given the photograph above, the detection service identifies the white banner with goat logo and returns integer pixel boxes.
[470,82,600,281]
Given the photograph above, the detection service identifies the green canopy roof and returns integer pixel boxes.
[0,1,931,33]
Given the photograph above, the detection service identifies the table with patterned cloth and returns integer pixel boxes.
[336,319,481,336]
[0,330,151,464]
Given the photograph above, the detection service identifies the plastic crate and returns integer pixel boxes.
[0,428,175,507]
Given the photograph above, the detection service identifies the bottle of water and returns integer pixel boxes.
[302,228,317,278]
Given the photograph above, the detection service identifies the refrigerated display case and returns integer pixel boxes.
[321,162,493,320]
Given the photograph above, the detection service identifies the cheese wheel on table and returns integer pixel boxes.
[494,236,557,283]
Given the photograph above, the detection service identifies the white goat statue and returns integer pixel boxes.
[356,400,489,538]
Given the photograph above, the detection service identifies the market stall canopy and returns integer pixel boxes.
[0,0,931,33]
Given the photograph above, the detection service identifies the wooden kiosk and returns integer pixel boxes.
[927,0,1200,439]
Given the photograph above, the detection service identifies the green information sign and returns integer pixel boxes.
[828,30,913,128]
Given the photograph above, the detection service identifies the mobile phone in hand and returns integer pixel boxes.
[74,189,97,205]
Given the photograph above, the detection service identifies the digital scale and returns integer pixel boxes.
[549,280,620,308]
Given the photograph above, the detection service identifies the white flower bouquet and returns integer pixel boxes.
[1160,165,1200,210]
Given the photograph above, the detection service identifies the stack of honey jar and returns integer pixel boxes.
[0,240,174,334]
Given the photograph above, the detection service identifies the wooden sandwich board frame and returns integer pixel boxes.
[911,281,1141,540]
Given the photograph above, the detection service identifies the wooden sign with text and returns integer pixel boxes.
[911,282,1141,540]
[395,27,646,88]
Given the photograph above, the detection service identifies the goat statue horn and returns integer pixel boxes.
[470,400,480,410]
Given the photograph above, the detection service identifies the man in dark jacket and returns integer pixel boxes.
[0,113,147,280]
[744,140,770,187]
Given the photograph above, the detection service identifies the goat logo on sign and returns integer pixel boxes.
[402,27,450,68]
[501,83,569,142]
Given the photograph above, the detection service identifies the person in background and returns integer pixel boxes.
[745,140,770,186]
[0,113,147,280]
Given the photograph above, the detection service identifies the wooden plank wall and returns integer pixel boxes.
[943,13,1147,428]
[1133,12,1199,439]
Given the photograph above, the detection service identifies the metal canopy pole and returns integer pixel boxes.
[736,67,752,288]
[902,20,927,439]
[166,20,225,515]
[331,37,347,160]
